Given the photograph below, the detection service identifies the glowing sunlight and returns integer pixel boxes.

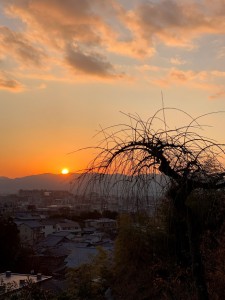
[61,168,69,175]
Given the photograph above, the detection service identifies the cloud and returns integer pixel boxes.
[65,46,117,78]
[2,0,127,79]
[1,0,225,89]
[4,0,110,47]
[122,0,225,49]
[211,70,225,77]
[4,0,225,65]
[170,57,187,65]
[3,0,155,61]
[209,90,225,99]
[0,26,47,67]
[169,69,196,82]
[37,83,47,90]
[148,68,208,87]
[137,65,162,72]
[142,66,225,99]
[3,0,225,57]
[0,72,24,92]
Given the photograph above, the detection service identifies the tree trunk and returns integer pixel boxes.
[173,185,209,300]
[187,207,209,300]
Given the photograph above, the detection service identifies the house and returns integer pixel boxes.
[56,220,81,235]
[17,221,43,246]
[35,235,70,252]
[40,219,57,237]
[33,235,71,276]
[15,212,41,221]
[65,240,114,269]
[85,218,117,231]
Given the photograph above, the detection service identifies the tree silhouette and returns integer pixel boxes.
[77,108,225,300]
[0,217,20,272]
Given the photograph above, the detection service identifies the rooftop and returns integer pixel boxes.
[0,272,51,297]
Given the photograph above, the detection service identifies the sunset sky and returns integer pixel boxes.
[1,0,225,178]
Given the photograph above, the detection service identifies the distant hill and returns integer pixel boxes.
[0,173,168,196]
[0,173,77,194]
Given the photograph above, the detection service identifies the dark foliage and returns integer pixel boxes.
[0,218,20,271]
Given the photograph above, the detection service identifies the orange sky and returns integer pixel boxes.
[1,0,225,178]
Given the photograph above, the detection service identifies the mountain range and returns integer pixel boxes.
[0,173,167,196]
[0,173,76,194]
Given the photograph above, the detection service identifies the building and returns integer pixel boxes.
[56,220,81,235]
[0,195,18,216]
[17,221,43,246]
[40,219,57,237]
[85,218,117,231]
[0,271,51,299]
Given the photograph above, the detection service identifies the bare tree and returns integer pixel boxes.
[77,108,225,300]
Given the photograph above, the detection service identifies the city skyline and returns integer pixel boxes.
[1,0,225,177]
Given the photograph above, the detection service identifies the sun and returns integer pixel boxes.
[61,168,69,175]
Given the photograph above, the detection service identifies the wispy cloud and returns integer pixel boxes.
[170,57,187,65]
[0,71,24,92]
[0,26,47,67]
[209,90,225,99]
[136,65,225,99]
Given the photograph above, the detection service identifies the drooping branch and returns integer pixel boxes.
[75,108,225,202]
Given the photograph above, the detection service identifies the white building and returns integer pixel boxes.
[85,218,117,231]
[56,220,81,235]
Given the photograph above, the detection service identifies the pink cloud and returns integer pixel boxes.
[122,0,225,49]
[209,90,225,99]
[144,66,225,99]
[3,0,225,57]
[2,0,127,78]
[0,71,24,92]
[4,0,110,47]
[0,26,47,67]
[149,68,208,86]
